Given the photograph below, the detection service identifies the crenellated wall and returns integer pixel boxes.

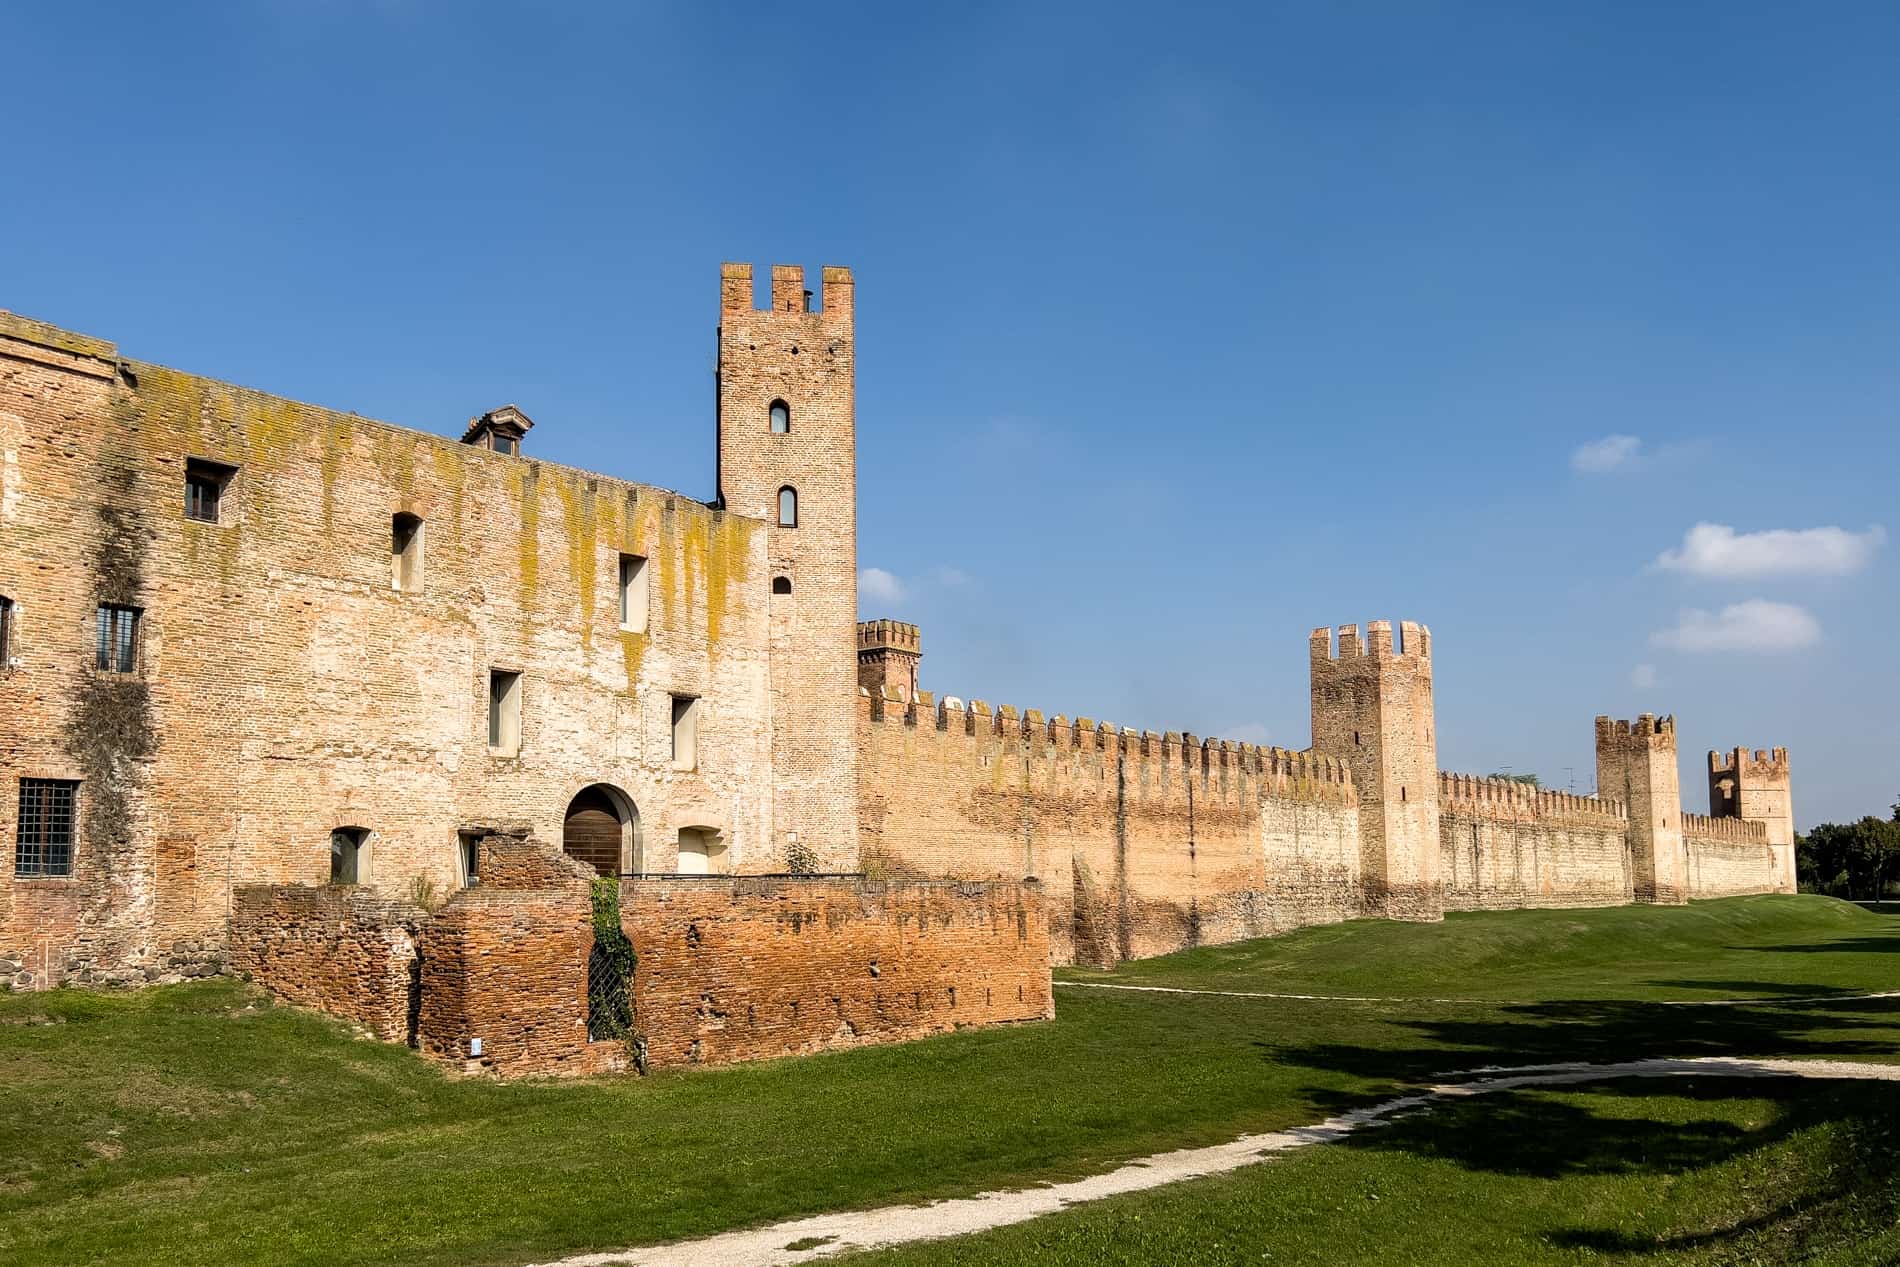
[856,687,1361,967]
[1682,811,1777,899]
[1437,773,1633,911]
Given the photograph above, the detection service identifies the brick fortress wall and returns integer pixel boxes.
[857,688,1361,967]
[1438,775,1633,911]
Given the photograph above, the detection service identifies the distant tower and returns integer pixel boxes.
[857,620,921,703]
[717,263,858,869]
[1710,746,1796,894]
[1310,620,1441,921]
[1595,714,1687,904]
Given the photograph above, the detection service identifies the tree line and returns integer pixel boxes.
[1797,796,1900,901]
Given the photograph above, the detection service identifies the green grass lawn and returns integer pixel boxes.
[1,895,1896,1267]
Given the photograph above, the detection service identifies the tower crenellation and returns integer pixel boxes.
[1708,744,1795,893]
[1594,713,1687,904]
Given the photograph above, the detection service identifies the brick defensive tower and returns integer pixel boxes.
[1710,746,1795,893]
[1595,714,1687,904]
[1310,620,1441,921]
[857,619,921,703]
[718,263,859,869]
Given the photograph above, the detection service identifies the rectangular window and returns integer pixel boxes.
[670,695,699,770]
[95,605,140,673]
[488,669,522,754]
[0,595,13,665]
[392,513,424,593]
[329,828,367,885]
[184,458,235,523]
[490,434,516,456]
[618,554,649,632]
[16,779,78,878]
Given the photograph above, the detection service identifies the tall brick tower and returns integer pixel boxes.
[857,619,921,703]
[1310,620,1441,921]
[717,263,859,869]
[1710,746,1796,893]
[1595,714,1687,904]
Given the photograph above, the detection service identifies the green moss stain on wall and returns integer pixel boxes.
[554,475,600,649]
[517,464,541,623]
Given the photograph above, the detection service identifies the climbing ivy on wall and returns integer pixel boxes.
[587,879,638,1054]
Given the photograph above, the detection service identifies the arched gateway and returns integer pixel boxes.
[562,784,640,876]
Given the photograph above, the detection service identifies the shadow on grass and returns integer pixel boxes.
[1644,978,1885,997]
[1739,935,1900,954]
[1268,992,1900,1093]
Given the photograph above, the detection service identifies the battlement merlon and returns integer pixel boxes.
[719,263,854,320]
[857,619,921,654]
[1310,619,1432,664]
[1709,745,1791,774]
[1595,712,1678,750]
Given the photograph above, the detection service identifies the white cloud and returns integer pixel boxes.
[858,567,907,604]
[1651,600,1821,653]
[1654,522,1885,580]
[1570,434,1643,474]
[1630,664,1659,689]
[929,566,974,588]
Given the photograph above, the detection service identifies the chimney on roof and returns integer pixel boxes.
[463,404,535,457]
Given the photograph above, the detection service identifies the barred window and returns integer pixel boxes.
[16,779,78,878]
[95,605,140,673]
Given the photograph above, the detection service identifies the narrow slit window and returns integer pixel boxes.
[488,669,522,753]
[778,486,797,528]
[671,695,699,770]
[769,400,790,434]
[392,513,424,593]
[458,830,482,888]
[0,595,13,665]
[329,827,368,885]
[618,554,649,632]
[16,779,78,878]
[184,458,235,523]
[95,605,140,673]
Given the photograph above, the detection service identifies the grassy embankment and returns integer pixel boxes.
[0,894,1894,1266]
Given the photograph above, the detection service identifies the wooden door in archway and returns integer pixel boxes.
[563,786,623,876]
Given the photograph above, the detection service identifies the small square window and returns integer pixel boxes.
[488,669,522,754]
[16,779,78,877]
[184,458,236,523]
[95,605,140,674]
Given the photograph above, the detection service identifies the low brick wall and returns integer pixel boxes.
[623,876,1053,1068]
[229,885,425,1042]
[415,887,620,1078]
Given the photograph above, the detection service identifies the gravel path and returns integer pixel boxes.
[523,1056,1900,1267]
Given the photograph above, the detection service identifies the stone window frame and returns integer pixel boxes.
[329,826,371,885]
[670,694,700,771]
[488,668,524,757]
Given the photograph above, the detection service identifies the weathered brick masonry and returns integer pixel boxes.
[2,261,1795,1069]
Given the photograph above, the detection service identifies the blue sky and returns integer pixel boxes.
[5,3,1894,823]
